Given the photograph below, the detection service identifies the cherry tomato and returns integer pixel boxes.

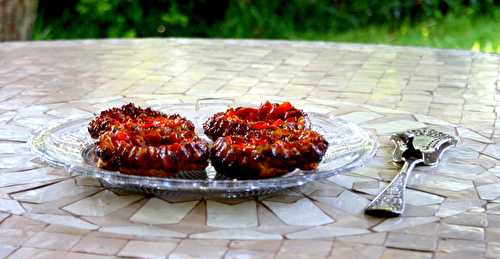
[259,101,273,116]
[233,143,246,150]
[269,102,293,118]
[251,121,269,130]
[168,132,180,142]
[272,119,284,127]
[235,107,259,120]
[115,131,129,141]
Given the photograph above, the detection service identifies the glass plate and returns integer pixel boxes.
[30,100,378,198]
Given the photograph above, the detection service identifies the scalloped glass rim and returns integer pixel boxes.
[29,101,378,196]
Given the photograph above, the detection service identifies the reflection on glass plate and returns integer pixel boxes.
[30,100,378,198]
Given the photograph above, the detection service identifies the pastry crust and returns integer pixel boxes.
[210,128,328,179]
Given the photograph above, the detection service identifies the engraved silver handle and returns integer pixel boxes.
[365,158,422,217]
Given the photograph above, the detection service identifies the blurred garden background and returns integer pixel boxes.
[4,0,500,53]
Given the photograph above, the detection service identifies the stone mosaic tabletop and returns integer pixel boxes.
[0,38,500,259]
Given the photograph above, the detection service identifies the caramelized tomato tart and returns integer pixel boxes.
[203,101,309,141]
[88,103,209,177]
[205,101,328,179]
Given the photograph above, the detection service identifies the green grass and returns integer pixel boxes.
[32,4,500,54]
[292,13,500,54]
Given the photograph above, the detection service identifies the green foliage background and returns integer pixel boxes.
[34,0,500,53]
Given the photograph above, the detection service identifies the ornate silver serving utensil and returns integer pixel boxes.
[365,128,458,217]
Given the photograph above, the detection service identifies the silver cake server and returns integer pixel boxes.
[365,128,458,217]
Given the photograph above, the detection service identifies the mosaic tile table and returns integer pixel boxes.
[0,39,500,259]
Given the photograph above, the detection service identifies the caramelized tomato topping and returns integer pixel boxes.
[203,101,309,141]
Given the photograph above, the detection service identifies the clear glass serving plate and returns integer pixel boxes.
[30,100,378,198]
